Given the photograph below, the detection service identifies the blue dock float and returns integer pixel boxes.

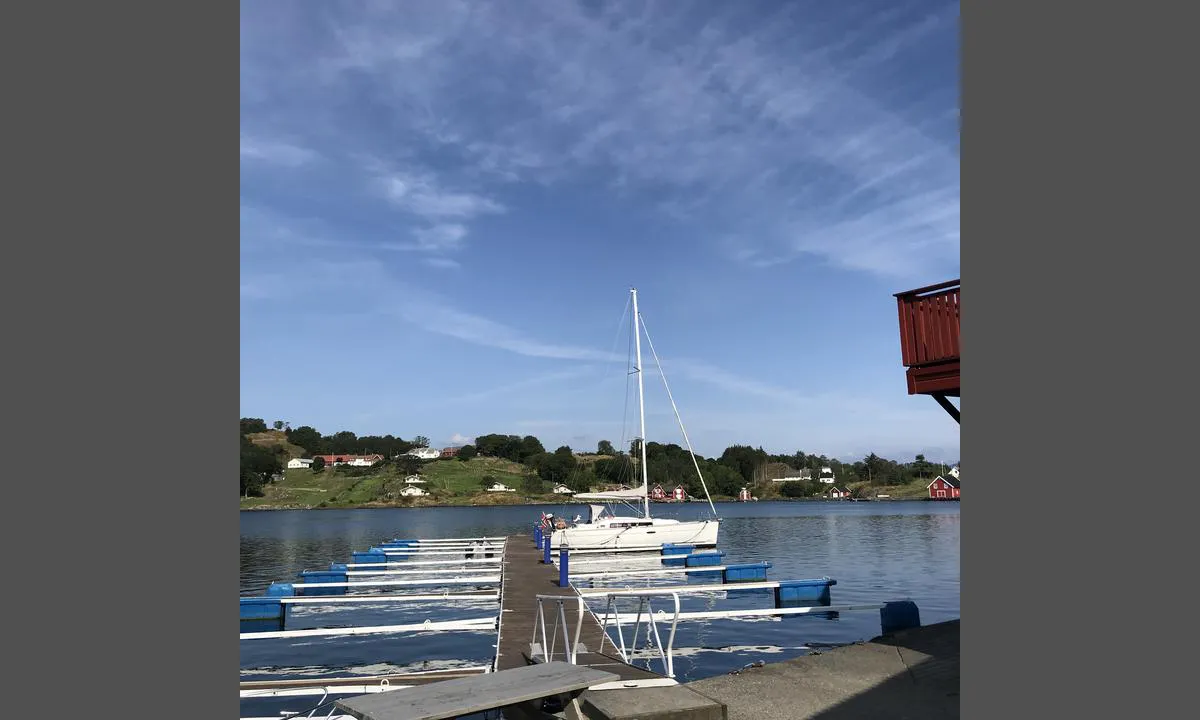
[722,562,772,583]
[296,569,348,595]
[661,543,694,556]
[352,549,389,565]
[240,582,296,630]
[774,578,836,605]
[662,550,725,567]
[880,600,921,634]
[371,545,409,560]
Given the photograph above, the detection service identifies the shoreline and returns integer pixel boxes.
[239,496,953,512]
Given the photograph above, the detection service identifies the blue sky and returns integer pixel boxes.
[240,0,960,464]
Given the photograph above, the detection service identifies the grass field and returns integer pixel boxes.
[240,456,539,509]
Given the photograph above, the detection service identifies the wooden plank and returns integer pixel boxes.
[907,361,960,396]
[950,290,960,356]
[893,278,960,298]
[334,662,618,720]
[239,667,491,690]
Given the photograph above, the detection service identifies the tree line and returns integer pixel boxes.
[239,417,433,497]
[240,417,956,499]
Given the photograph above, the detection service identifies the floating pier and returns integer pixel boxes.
[241,530,932,720]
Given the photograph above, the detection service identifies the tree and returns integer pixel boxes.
[531,450,577,485]
[779,481,808,498]
[703,464,745,497]
[596,440,615,455]
[862,453,893,485]
[718,445,769,485]
[240,434,282,497]
[395,456,423,475]
[519,435,546,463]
[521,472,546,495]
[311,456,326,472]
[457,444,478,462]
[413,436,430,448]
[480,475,497,490]
[240,417,267,435]
[594,456,632,484]
[287,425,322,454]
[272,420,285,431]
[328,430,359,454]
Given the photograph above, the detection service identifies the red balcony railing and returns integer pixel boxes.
[895,279,960,368]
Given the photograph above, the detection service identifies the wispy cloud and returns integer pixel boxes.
[240,135,318,167]
[423,257,462,270]
[367,165,504,264]
[241,1,958,278]
[386,296,622,363]
[443,367,598,405]
[377,169,505,220]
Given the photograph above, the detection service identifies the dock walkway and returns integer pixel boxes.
[495,537,661,684]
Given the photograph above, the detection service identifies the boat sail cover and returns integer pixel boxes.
[572,486,647,501]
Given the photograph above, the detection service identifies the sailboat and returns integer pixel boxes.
[541,288,720,550]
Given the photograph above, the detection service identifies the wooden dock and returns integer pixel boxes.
[495,536,663,685]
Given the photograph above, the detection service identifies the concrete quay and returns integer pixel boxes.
[686,619,959,720]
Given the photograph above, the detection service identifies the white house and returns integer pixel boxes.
[486,482,516,493]
[552,484,574,495]
[404,475,427,484]
[287,458,313,470]
[818,467,835,484]
[400,485,428,497]
[406,447,442,460]
[772,469,812,483]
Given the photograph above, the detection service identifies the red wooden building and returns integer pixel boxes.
[927,475,961,500]
[895,279,960,423]
[649,484,667,501]
[672,485,688,502]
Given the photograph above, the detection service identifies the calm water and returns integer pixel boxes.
[240,501,959,716]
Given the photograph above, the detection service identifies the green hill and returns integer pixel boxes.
[240,456,562,510]
[246,430,308,459]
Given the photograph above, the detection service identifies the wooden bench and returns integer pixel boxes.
[334,662,618,720]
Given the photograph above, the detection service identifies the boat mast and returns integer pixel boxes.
[631,287,651,519]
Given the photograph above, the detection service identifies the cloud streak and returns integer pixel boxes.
[240,135,318,167]
[241,1,958,278]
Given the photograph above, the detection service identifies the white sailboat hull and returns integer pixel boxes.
[548,519,719,550]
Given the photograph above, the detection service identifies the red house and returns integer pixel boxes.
[827,487,849,499]
[672,485,688,502]
[649,484,667,501]
[927,475,961,500]
[314,454,384,467]
[440,446,460,458]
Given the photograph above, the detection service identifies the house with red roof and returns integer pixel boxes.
[315,454,384,467]
[927,475,961,500]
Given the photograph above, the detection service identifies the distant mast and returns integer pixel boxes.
[631,287,651,519]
